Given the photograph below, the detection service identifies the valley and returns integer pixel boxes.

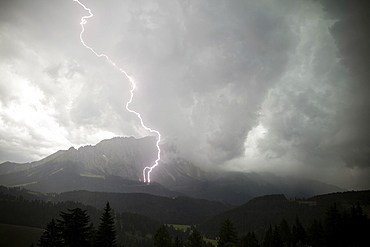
[0,136,369,246]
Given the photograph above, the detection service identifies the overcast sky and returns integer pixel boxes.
[0,0,369,189]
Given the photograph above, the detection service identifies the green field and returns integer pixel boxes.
[168,224,191,231]
[168,224,217,246]
[0,223,44,247]
[204,238,218,246]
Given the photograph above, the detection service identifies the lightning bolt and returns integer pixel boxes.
[74,0,161,183]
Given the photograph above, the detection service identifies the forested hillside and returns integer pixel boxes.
[51,190,231,224]
[198,190,370,241]
[1,186,369,246]
[211,204,370,247]
[0,187,161,247]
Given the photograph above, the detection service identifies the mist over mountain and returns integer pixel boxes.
[0,136,343,204]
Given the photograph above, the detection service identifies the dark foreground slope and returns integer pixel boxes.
[198,190,370,238]
[0,224,44,247]
[0,186,162,247]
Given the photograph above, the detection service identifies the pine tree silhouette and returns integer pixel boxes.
[38,218,63,247]
[187,229,203,247]
[154,225,173,247]
[217,219,238,247]
[58,208,91,247]
[96,202,117,247]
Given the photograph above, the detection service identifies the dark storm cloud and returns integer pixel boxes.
[318,0,370,169]
[108,0,301,165]
[0,0,369,189]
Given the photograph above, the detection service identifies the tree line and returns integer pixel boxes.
[222,203,369,247]
[259,203,370,247]
[38,202,117,247]
[0,190,162,247]
[152,225,214,247]
[152,202,370,247]
[2,186,369,247]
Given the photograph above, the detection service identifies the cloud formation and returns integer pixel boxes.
[0,0,369,189]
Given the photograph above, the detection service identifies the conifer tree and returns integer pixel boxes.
[154,225,173,247]
[58,208,91,247]
[96,202,117,247]
[187,229,203,247]
[272,226,283,247]
[263,225,273,247]
[240,232,259,247]
[307,219,324,247]
[217,219,238,247]
[278,218,291,247]
[38,218,63,247]
[348,203,370,246]
[174,236,183,247]
[291,217,306,247]
[88,223,97,247]
[323,203,342,246]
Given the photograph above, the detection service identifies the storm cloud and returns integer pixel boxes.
[0,0,369,189]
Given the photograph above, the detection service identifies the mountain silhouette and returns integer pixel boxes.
[0,136,343,204]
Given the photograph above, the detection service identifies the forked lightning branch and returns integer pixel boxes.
[73,0,161,183]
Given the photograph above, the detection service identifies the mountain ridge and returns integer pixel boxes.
[0,136,344,204]
[50,190,232,225]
